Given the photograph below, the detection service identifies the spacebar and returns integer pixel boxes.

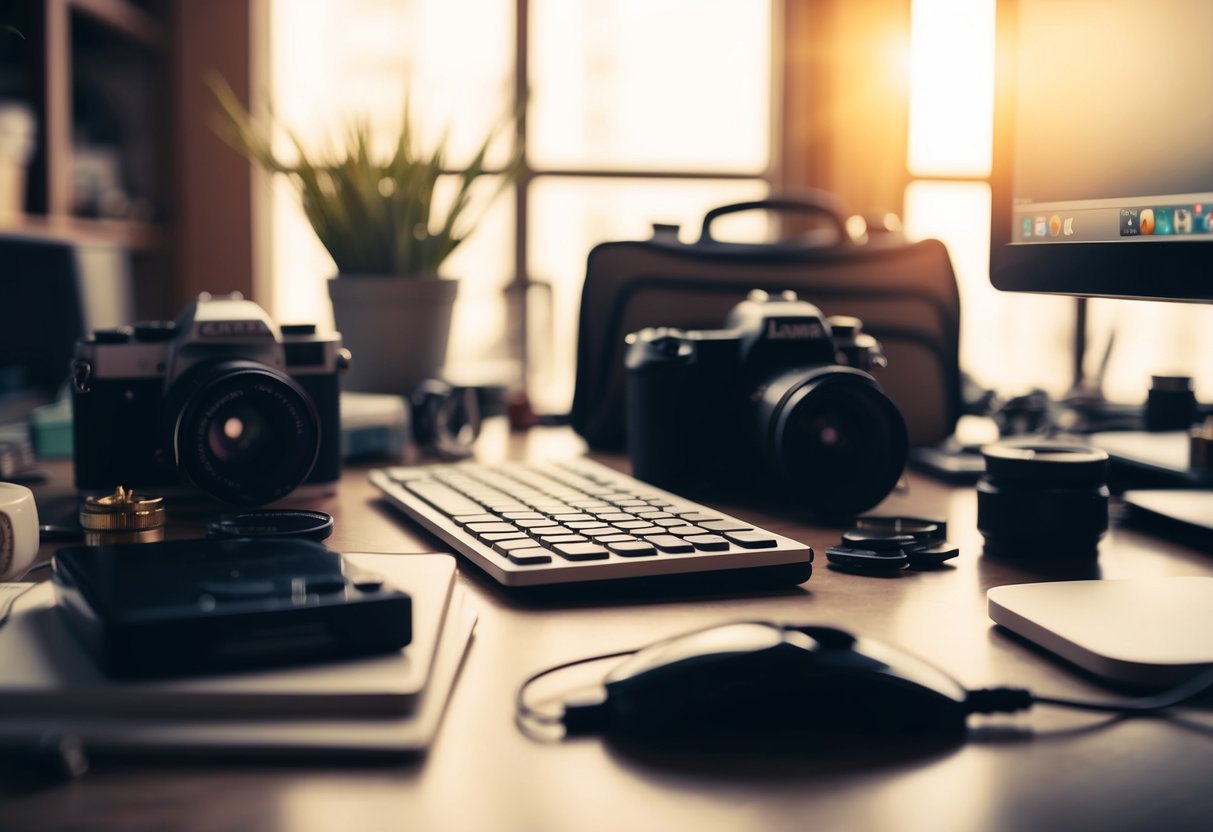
[404,480,484,516]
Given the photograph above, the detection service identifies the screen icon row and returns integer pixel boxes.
[1021,215,1075,238]
[1120,205,1213,236]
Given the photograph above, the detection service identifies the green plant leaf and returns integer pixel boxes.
[207,73,521,277]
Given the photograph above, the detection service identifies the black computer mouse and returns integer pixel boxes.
[586,622,970,749]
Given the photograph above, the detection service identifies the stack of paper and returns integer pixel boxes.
[0,553,473,759]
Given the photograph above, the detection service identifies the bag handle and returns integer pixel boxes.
[698,191,849,244]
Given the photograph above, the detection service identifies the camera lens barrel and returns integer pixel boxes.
[167,361,321,506]
[977,440,1109,559]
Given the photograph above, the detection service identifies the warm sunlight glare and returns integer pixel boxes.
[907,0,995,177]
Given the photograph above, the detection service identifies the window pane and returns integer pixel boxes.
[1088,298,1213,404]
[528,177,770,412]
[904,180,1074,398]
[530,0,771,172]
[907,0,994,177]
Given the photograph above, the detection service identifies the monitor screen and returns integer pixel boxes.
[990,0,1213,300]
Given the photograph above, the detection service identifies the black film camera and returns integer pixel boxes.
[71,293,348,506]
[625,290,908,518]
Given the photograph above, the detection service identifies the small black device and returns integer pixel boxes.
[977,440,1109,559]
[553,622,971,748]
[51,537,411,678]
[624,289,908,518]
[70,293,348,506]
[826,514,958,574]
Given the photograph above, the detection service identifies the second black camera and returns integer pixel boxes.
[625,290,907,518]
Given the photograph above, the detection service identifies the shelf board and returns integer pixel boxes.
[67,0,167,49]
[0,214,165,251]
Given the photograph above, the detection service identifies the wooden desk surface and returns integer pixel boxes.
[6,429,1213,832]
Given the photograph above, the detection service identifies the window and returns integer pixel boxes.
[268,0,775,411]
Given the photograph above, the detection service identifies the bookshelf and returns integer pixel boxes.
[0,0,258,319]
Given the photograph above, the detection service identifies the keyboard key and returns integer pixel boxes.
[653,518,684,527]
[686,534,730,551]
[552,513,596,523]
[607,540,658,557]
[637,511,675,520]
[452,513,501,525]
[646,534,695,554]
[613,499,649,508]
[583,527,623,538]
[667,524,707,537]
[405,480,483,515]
[596,534,638,544]
[480,532,528,543]
[467,522,518,535]
[725,530,779,549]
[502,511,544,520]
[539,533,589,547]
[530,525,572,536]
[628,525,665,536]
[678,512,722,523]
[566,520,610,530]
[515,518,559,529]
[597,513,638,523]
[494,537,543,554]
[701,520,753,532]
[612,520,651,530]
[506,547,552,565]
[553,542,610,561]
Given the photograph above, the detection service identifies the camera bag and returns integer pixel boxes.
[571,194,962,450]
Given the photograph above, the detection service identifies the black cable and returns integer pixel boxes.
[1031,666,1213,714]
[514,648,636,739]
[967,666,1213,717]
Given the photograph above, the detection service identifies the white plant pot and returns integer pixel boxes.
[328,275,458,396]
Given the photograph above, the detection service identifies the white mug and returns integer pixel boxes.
[0,482,39,581]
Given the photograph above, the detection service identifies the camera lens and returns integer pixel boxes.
[167,361,321,505]
[977,440,1109,559]
[756,367,908,517]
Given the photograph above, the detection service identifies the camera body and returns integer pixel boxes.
[625,290,908,518]
[72,293,347,506]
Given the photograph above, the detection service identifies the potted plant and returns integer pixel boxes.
[209,76,519,395]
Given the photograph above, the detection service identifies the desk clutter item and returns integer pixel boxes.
[0,482,39,580]
[0,554,470,759]
[825,515,958,574]
[53,538,411,678]
[78,485,164,546]
[977,440,1109,559]
[370,457,814,588]
[988,577,1213,687]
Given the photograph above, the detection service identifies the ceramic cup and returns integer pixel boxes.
[0,482,39,580]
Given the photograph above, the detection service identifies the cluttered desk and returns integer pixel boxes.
[4,0,1213,829]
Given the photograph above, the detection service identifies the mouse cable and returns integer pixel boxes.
[966,666,1213,716]
[515,648,638,740]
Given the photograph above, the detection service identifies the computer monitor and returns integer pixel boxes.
[990,0,1213,302]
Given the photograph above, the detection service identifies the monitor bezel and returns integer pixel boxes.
[990,0,1213,303]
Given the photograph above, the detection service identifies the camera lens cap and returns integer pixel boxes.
[838,530,917,552]
[981,440,1109,485]
[853,515,946,543]
[825,546,909,574]
[206,509,334,541]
